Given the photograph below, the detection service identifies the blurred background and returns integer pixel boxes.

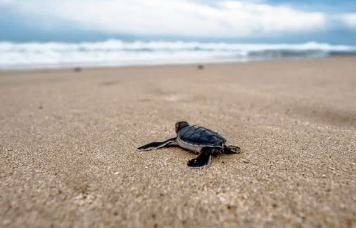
[1,0,356,70]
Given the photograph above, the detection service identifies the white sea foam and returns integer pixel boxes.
[0,40,355,70]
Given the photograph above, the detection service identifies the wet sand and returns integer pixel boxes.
[1,57,356,227]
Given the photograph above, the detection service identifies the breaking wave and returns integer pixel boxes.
[0,40,355,70]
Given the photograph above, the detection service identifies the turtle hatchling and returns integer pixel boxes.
[137,121,241,167]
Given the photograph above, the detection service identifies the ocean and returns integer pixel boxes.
[0,40,355,70]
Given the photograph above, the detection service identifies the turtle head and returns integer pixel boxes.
[175,121,189,133]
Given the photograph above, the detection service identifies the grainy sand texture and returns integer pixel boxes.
[1,57,356,228]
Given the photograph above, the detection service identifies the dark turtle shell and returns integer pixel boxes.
[177,125,226,147]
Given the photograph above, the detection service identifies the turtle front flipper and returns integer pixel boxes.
[137,138,176,151]
[187,147,212,168]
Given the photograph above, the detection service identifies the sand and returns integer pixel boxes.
[0,57,356,228]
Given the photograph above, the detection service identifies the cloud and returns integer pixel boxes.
[0,0,332,37]
[0,0,15,3]
[338,13,356,28]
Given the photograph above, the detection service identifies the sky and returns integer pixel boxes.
[1,0,356,44]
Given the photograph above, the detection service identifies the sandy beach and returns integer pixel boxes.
[1,57,356,227]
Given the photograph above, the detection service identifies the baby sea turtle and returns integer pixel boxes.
[137,121,241,167]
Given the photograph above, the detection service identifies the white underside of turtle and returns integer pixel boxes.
[177,136,221,154]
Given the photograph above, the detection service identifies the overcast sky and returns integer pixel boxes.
[1,0,356,44]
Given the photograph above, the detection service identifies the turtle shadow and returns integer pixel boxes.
[137,143,243,167]
[167,145,244,163]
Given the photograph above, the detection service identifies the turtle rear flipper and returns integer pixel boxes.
[137,138,176,151]
[224,145,241,154]
[187,147,212,168]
